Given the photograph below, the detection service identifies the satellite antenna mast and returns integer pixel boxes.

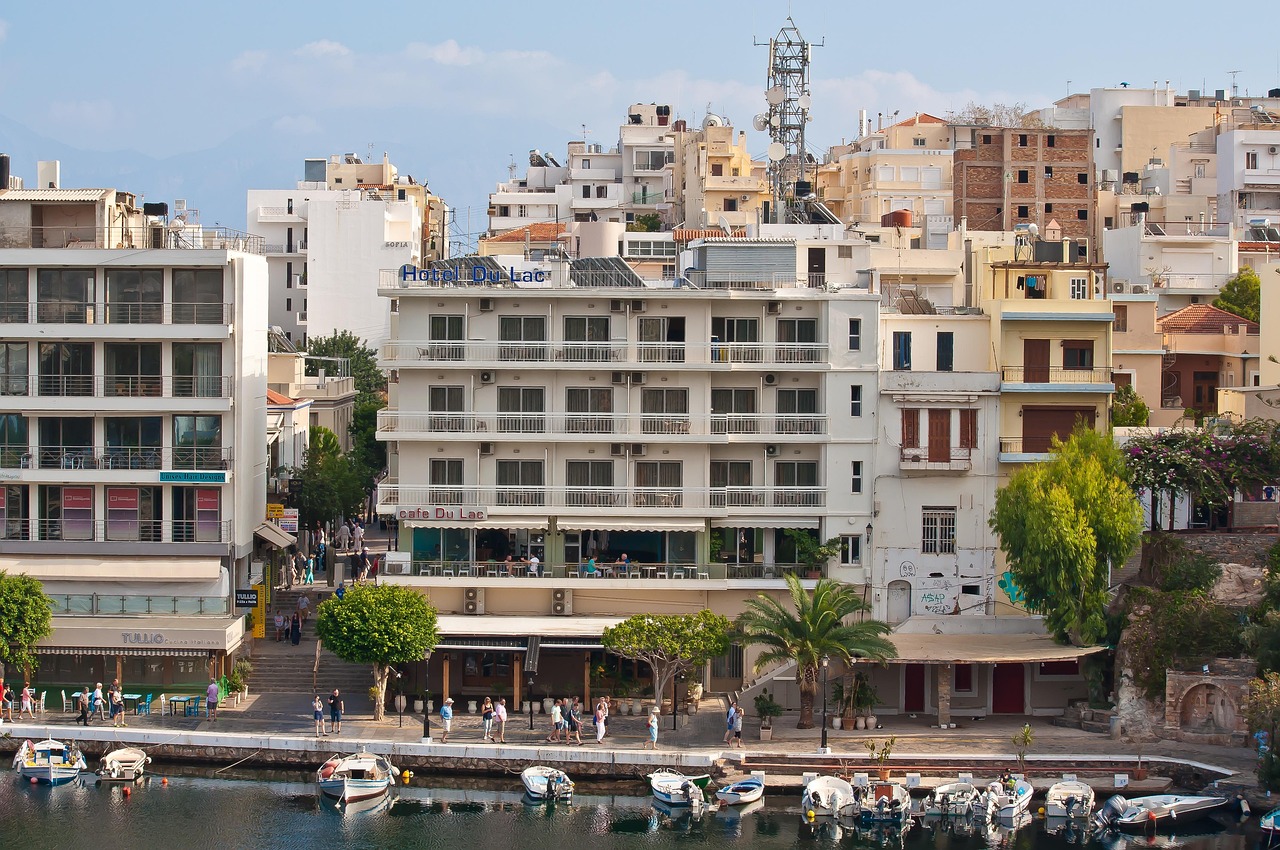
[756,17,822,224]
[1229,69,1242,98]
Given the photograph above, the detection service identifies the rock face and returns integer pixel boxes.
[1182,533,1272,608]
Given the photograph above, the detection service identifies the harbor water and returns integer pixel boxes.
[0,766,1264,850]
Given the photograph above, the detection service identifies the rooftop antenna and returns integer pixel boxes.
[1229,70,1242,98]
[508,156,517,180]
[756,16,822,224]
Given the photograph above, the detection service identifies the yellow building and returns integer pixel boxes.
[667,119,768,228]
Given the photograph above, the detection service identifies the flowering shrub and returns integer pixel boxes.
[1124,419,1280,510]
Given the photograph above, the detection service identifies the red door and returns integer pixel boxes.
[1023,339,1050,383]
[992,663,1026,714]
[928,410,951,463]
[904,665,926,713]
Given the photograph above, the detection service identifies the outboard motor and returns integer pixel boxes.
[1094,795,1129,830]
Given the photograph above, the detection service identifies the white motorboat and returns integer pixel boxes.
[859,780,912,822]
[801,775,856,818]
[982,778,1034,821]
[1045,779,1095,819]
[715,776,764,806]
[521,765,574,801]
[1261,804,1280,833]
[13,738,86,786]
[649,770,710,807]
[922,781,982,816]
[97,747,151,782]
[1093,794,1227,831]
[316,752,396,804]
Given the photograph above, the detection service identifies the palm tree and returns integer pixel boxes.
[738,574,897,728]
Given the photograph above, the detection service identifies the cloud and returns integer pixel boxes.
[0,20,8,43]
[230,50,268,74]
[273,115,320,135]
[295,40,351,59]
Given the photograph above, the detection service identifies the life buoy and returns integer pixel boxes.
[320,762,337,779]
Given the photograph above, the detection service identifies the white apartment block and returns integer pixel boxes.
[248,154,439,350]
[0,158,267,685]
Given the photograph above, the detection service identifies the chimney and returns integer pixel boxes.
[37,160,60,189]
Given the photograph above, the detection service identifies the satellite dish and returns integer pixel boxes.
[770,115,780,128]
[753,113,769,132]
[766,86,785,106]
[718,216,734,236]
[798,94,812,110]
[168,217,187,232]
[702,113,724,130]
[767,142,786,162]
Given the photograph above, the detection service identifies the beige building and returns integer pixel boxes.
[666,119,768,229]
[266,344,357,451]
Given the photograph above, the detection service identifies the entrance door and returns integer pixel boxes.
[1192,371,1219,415]
[886,579,912,624]
[807,247,826,286]
[904,665,926,713]
[992,663,1026,714]
[1023,339,1050,383]
[928,409,951,463]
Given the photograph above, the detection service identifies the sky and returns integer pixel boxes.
[0,1,1274,252]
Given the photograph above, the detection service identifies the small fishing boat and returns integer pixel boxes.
[97,747,151,782]
[1045,779,1095,819]
[715,776,764,806]
[859,781,913,822]
[1093,794,1227,831]
[1261,804,1280,833]
[922,781,982,816]
[12,738,86,786]
[316,752,396,804]
[521,766,573,801]
[801,775,856,818]
[982,778,1034,821]
[649,770,709,807]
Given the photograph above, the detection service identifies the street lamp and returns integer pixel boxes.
[528,677,536,731]
[394,669,404,728]
[820,655,831,754]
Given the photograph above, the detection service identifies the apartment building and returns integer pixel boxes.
[667,118,768,229]
[1102,211,1237,312]
[0,159,267,690]
[247,153,446,349]
[1216,111,1280,229]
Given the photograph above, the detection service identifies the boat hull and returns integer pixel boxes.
[716,778,764,806]
[1097,794,1228,831]
[802,776,856,818]
[17,765,82,786]
[318,777,391,804]
[1044,781,1094,819]
[521,767,574,801]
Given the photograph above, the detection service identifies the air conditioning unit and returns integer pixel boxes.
[610,443,628,457]
[1270,146,1278,156]
[389,369,399,383]
[610,299,627,313]
[630,443,647,457]
[479,370,496,384]
[480,441,495,456]
[552,588,573,616]
[1131,283,1149,294]
[740,194,751,202]
[464,587,485,615]
[487,206,498,216]
[630,371,647,385]
[611,371,628,385]
[766,301,781,314]
[763,373,778,386]
[765,444,780,457]
[478,298,494,312]
[1112,281,1125,294]
[631,299,646,312]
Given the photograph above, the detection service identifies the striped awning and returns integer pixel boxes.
[36,646,212,658]
[560,520,704,533]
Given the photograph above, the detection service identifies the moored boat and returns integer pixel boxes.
[521,765,573,801]
[859,780,912,821]
[1093,794,1227,831]
[715,776,764,806]
[97,747,150,782]
[1261,804,1280,833]
[801,775,856,818]
[648,769,710,807]
[922,781,981,816]
[982,778,1034,821]
[316,752,396,804]
[13,738,86,786]
[1045,779,1095,819]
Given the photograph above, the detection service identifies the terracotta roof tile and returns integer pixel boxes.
[1156,303,1259,334]
[266,389,296,405]
[889,113,947,128]
[487,223,568,243]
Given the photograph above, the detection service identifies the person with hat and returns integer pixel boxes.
[644,706,660,749]
[440,698,454,743]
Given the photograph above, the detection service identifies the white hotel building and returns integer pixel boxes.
[0,160,267,691]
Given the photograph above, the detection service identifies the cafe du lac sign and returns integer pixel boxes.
[400,264,549,284]
[396,505,488,523]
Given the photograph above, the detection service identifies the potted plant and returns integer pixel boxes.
[865,735,897,780]
[1133,742,1148,781]
[233,658,253,699]
[783,530,842,579]
[225,669,243,705]
[1012,723,1034,775]
[413,691,425,713]
[755,689,783,741]
[852,673,878,730]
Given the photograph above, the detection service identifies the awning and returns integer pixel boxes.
[0,556,222,582]
[560,520,705,533]
[709,518,820,529]
[470,518,548,530]
[39,615,245,655]
[886,632,1107,664]
[254,521,296,549]
[434,615,627,650]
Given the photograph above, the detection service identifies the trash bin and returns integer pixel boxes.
[1110,715,1122,739]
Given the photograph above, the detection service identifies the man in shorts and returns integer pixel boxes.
[440,697,454,743]
[494,697,507,743]
[329,688,343,733]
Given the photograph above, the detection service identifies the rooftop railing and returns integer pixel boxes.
[0,225,264,254]
[378,411,828,438]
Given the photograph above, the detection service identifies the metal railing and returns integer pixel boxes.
[900,446,973,468]
[378,411,829,438]
[999,437,1053,455]
[631,191,664,204]
[380,268,827,292]
[381,340,829,367]
[0,225,264,254]
[1000,366,1112,384]
[48,593,229,616]
[3,519,232,544]
[0,301,232,325]
[6,374,233,399]
[400,560,827,580]
[0,445,230,471]
[378,485,826,511]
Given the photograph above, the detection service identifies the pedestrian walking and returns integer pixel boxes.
[0,681,13,721]
[644,707,660,749]
[297,593,310,625]
[369,553,379,585]
[723,701,737,745]
[335,580,346,600]
[567,697,583,745]
[481,697,495,741]
[273,609,286,642]
[206,678,220,722]
[335,522,350,551]
[439,698,454,743]
[19,682,34,720]
[546,698,563,742]
[602,696,611,738]
[313,695,328,736]
[348,550,360,583]
[76,687,90,726]
[353,522,365,551]
[110,686,127,726]
[594,698,606,744]
[304,557,315,585]
[732,703,745,748]
[92,682,105,720]
[329,689,344,733]
[494,698,507,743]
[290,612,302,646]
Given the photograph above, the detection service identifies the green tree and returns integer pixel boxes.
[303,330,386,406]
[990,427,1142,644]
[0,571,52,676]
[1111,383,1150,427]
[737,574,897,728]
[1213,268,1261,324]
[293,446,365,529]
[309,426,342,463]
[1244,672,1280,791]
[782,530,843,575]
[349,399,388,483]
[626,213,662,233]
[315,583,439,721]
[602,611,733,709]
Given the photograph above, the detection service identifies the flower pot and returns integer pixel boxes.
[760,726,773,741]
[878,767,891,781]
[542,697,554,713]
[413,699,424,713]
[521,701,531,714]
[865,714,878,730]
[426,700,434,713]
[855,716,866,730]
[394,694,407,713]
[832,718,842,730]
[631,698,641,715]
[1133,767,1149,781]
[467,700,478,714]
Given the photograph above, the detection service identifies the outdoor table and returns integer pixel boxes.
[641,565,657,579]
[122,693,143,714]
[167,695,193,716]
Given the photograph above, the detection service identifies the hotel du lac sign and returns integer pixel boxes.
[400,264,549,284]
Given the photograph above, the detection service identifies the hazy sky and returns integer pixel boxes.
[0,2,1272,251]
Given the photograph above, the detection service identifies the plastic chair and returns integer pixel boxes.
[139,694,152,716]
[37,691,46,714]
[187,695,202,717]
[159,693,168,716]
[60,689,70,713]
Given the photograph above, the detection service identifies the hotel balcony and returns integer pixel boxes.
[1,300,233,328]
[377,411,828,440]
[49,592,230,616]
[0,445,232,473]
[380,341,829,369]
[264,241,307,256]
[376,484,826,514]
[253,206,307,223]
[379,268,824,292]
[1,374,231,400]
[0,225,264,254]
[899,445,973,472]
[998,437,1052,463]
[999,366,1113,392]
[0,518,232,545]
[388,560,832,584]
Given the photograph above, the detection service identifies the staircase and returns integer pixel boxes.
[249,589,374,700]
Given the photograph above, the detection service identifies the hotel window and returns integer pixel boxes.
[0,414,27,469]
[709,460,753,507]
[877,166,894,182]
[893,331,912,370]
[428,386,467,431]
[171,486,220,542]
[496,387,545,433]
[723,198,738,212]
[634,461,682,507]
[848,318,862,351]
[496,460,545,506]
[937,332,954,372]
[172,415,221,470]
[850,385,863,417]
[38,342,93,397]
[565,387,613,433]
[0,269,28,323]
[104,417,162,469]
[840,535,862,564]
[838,245,853,259]
[428,459,464,505]
[774,461,819,505]
[36,268,94,323]
[105,486,161,542]
[499,315,547,360]
[902,408,920,448]
[1247,151,1259,170]
[0,342,27,396]
[105,343,162,398]
[711,163,724,177]
[428,314,465,359]
[595,185,607,199]
[1063,340,1095,370]
[711,388,756,434]
[777,318,818,362]
[851,460,863,494]
[1,485,29,540]
[581,185,591,199]
[1069,277,1089,300]
[959,409,978,449]
[105,269,162,323]
[172,269,224,323]
[42,484,94,541]
[641,388,689,434]
[1113,304,1128,332]
[913,137,926,146]
[776,388,819,434]
[921,506,957,554]
[564,316,611,361]
[565,460,614,507]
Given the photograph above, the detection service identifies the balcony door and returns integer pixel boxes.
[927,409,951,463]
[1023,339,1050,383]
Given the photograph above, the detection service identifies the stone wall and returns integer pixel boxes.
[1164,661,1252,747]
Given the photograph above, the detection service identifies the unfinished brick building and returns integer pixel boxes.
[953,127,1096,252]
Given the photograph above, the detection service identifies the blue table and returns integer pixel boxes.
[167,695,193,716]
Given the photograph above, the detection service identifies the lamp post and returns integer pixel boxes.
[394,669,404,728]
[422,689,431,742]
[528,677,536,731]
[820,654,831,754]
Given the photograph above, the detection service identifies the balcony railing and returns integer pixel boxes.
[378,485,825,511]
[0,225,264,254]
[999,437,1053,455]
[380,268,824,291]
[631,191,664,204]
[1000,366,1112,385]
[0,301,232,325]
[0,446,231,471]
[381,341,829,367]
[397,560,829,581]
[2,519,232,544]
[378,411,829,438]
[900,446,973,470]
[4,374,232,399]
[263,241,307,254]
[49,593,230,616]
